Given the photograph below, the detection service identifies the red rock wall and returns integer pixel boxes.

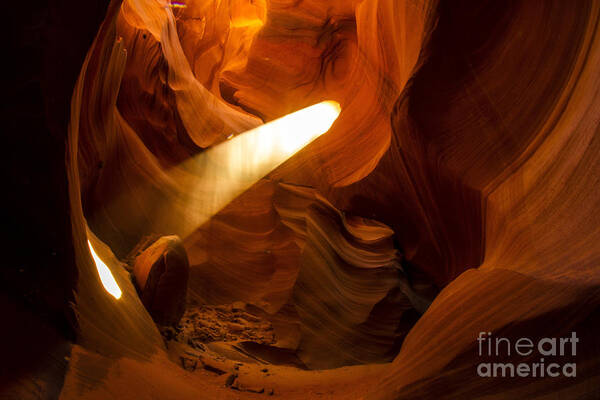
[65,0,600,397]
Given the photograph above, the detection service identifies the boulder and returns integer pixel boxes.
[133,236,189,326]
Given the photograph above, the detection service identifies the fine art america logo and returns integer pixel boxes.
[476,332,578,378]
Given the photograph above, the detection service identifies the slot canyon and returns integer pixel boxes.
[4,0,600,399]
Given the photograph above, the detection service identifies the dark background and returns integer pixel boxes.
[2,0,111,333]
[1,0,110,392]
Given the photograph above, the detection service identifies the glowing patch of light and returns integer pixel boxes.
[238,100,341,162]
[230,18,264,29]
[87,240,122,299]
[169,1,186,9]
[164,100,341,238]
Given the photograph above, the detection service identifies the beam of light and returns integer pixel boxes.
[175,100,341,236]
[87,240,122,299]
[237,100,341,159]
[103,101,341,241]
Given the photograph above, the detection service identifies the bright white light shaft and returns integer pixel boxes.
[183,100,341,231]
[229,100,341,165]
[88,240,122,299]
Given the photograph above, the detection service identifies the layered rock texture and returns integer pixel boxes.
[10,0,600,399]
[272,183,421,369]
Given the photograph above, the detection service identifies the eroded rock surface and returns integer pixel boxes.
[133,235,189,326]
[61,0,600,398]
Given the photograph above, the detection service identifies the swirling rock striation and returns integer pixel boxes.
[57,0,600,398]
[273,183,419,369]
